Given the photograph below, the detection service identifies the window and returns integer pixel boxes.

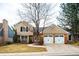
[55,34,63,37]
[20,27,28,32]
[21,27,22,32]
[21,36,25,39]
[69,35,71,40]
[44,34,52,37]
[59,35,63,37]
[21,36,27,41]
[20,27,26,32]
[26,27,28,32]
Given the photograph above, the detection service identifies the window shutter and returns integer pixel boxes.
[21,27,22,32]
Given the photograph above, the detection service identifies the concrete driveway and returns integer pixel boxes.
[45,44,79,55]
[0,44,79,56]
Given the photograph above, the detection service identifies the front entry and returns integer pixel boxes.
[20,36,27,43]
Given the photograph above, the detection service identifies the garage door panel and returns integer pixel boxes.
[44,37,53,45]
[55,37,64,44]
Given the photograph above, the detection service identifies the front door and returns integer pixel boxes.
[20,36,27,43]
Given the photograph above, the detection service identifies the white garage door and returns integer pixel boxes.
[44,37,53,45]
[55,37,64,44]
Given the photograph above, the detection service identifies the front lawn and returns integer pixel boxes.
[68,41,79,46]
[0,44,46,53]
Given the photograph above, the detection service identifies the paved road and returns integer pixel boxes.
[0,44,79,56]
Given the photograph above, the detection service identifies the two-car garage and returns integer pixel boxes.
[44,34,65,45]
[43,24,69,45]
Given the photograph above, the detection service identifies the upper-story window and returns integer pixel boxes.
[20,27,28,32]
[21,27,25,32]
[26,27,28,32]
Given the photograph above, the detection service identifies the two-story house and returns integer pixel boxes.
[14,21,33,43]
[14,20,69,45]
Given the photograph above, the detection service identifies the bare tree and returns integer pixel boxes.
[18,3,57,44]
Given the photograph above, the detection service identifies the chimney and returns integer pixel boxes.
[3,19,8,42]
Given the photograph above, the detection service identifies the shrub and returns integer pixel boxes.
[68,40,79,46]
[74,42,79,46]
[68,41,76,44]
[32,36,43,45]
[6,41,13,45]
[38,36,43,45]
[13,35,20,43]
[29,36,33,44]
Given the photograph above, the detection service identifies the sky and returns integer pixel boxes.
[0,3,21,26]
[0,3,60,27]
[0,0,79,27]
[0,0,79,3]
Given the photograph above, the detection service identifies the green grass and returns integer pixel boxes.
[0,44,46,53]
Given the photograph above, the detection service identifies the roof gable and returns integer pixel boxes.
[14,21,28,27]
[43,25,69,34]
[43,24,56,33]
[51,26,69,34]
[14,21,33,32]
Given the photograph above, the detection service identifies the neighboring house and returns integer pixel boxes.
[0,19,14,43]
[14,21,69,45]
